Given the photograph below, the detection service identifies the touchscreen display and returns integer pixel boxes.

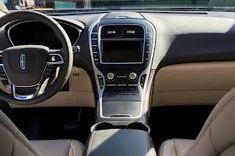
[101,41,143,63]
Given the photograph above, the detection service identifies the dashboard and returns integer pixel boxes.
[1,11,235,116]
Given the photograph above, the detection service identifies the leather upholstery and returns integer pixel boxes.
[31,140,84,156]
[159,87,235,156]
[0,110,83,156]
[0,109,40,156]
[159,139,195,156]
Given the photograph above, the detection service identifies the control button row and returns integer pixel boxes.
[106,72,138,81]
[106,83,138,87]
[117,92,135,95]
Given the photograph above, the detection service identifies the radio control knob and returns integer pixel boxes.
[107,72,115,80]
[129,72,137,80]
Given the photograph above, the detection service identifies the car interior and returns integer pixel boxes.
[1,0,235,156]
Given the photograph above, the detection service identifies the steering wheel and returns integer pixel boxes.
[0,11,73,104]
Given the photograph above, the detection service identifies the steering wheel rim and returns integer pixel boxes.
[0,11,73,105]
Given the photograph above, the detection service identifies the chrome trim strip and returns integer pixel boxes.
[12,84,38,100]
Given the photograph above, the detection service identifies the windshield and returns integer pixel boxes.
[1,0,235,11]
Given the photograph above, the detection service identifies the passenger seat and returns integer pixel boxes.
[0,109,84,156]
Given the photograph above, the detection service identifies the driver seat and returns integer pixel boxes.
[159,87,235,156]
[0,109,84,156]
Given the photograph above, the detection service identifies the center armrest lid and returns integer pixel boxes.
[85,129,156,156]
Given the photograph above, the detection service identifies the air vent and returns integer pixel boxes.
[101,25,144,39]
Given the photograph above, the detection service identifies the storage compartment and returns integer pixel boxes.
[102,101,142,118]
[85,124,156,156]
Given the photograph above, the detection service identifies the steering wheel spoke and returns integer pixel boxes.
[0,54,7,79]
[0,65,7,79]
[11,84,40,100]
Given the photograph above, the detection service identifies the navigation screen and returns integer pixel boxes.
[101,40,143,63]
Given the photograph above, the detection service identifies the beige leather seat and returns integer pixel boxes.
[159,87,235,156]
[0,109,84,156]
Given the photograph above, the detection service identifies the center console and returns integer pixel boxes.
[89,14,155,120]
[87,12,156,156]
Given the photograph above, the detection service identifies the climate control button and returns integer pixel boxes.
[129,72,137,80]
[107,72,115,81]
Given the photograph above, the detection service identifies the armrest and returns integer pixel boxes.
[85,129,156,156]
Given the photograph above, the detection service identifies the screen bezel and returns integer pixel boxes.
[100,40,144,64]
[98,24,146,65]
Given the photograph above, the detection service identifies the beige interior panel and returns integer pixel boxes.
[152,62,235,106]
[10,67,95,108]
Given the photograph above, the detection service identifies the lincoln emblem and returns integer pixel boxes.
[20,54,26,70]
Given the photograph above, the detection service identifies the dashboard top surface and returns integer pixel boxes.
[1,11,235,70]
[53,11,235,69]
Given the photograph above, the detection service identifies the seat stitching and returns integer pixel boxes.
[159,140,167,156]
[70,141,75,156]
[209,125,218,153]
[86,131,96,155]
[68,140,73,156]
[173,139,178,156]
[10,141,14,156]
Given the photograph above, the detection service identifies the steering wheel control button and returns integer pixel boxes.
[44,65,53,78]
[48,54,64,65]
[129,72,137,80]
[72,46,80,54]
[107,72,115,81]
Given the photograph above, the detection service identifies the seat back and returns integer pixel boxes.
[187,87,235,156]
[0,110,39,156]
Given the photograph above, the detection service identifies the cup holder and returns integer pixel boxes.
[91,122,150,133]
[90,122,114,132]
[127,122,151,133]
